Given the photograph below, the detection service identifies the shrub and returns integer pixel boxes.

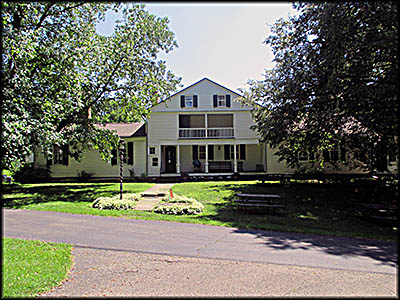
[92,193,141,210]
[77,170,95,182]
[153,194,204,215]
[13,164,51,183]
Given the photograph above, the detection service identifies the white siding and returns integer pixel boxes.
[234,111,258,139]
[152,78,251,112]
[147,112,178,143]
[35,138,146,178]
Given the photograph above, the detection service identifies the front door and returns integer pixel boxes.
[165,146,176,173]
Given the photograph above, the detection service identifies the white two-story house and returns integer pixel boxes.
[147,77,267,178]
[33,77,397,179]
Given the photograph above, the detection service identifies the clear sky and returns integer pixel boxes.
[96,2,297,93]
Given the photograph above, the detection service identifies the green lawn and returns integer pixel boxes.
[2,181,397,241]
[2,237,73,298]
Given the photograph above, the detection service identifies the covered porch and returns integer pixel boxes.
[159,140,266,177]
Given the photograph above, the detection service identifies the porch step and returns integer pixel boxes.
[140,192,166,198]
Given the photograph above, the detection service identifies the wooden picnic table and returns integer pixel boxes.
[359,203,398,223]
[234,193,284,213]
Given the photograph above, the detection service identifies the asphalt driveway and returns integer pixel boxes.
[3,209,398,296]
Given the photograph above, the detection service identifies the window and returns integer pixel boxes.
[298,151,315,162]
[213,94,231,107]
[53,145,69,166]
[180,95,198,108]
[228,145,246,160]
[179,115,205,128]
[230,145,239,159]
[199,146,206,159]
[185,95,193,107]
[217,95,225,107]
[127,142,134,165]
[323,145,346,162]
[111,149,118,166]
[152,157,158,167]
[149,147,156,155]
[207,114,233,128]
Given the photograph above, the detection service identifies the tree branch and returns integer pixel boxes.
[55,55,126,132]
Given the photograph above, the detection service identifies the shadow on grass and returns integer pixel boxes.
[191,181,397,268]
[2,183,116,208]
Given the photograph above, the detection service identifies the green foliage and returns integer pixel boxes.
[240,2,398,172]
[2,237,72,297]
[2,181,396,240]
[13,164,51,183]
[77,170,95,182]
[153,194,204,215]
[1,2,181,170]
[92,193,141,210]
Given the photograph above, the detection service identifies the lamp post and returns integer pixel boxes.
[119,140,125,200]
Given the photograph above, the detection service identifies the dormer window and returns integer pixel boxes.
[217,95,225,107]
[180,95,198,108]
[185,96,193,107]
[213,94,231,108]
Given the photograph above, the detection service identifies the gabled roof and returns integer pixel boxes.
[158,77,243,105]
[95,123,145,137]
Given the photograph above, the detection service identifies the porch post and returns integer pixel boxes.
[176,144,181,174]
[205,144,209,173]
[233,144,238,173]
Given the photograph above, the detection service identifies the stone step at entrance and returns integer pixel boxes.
[140,192,166,198]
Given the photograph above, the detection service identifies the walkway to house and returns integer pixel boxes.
[134,183,175,211]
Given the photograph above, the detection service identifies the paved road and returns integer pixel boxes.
[3,209,397,275]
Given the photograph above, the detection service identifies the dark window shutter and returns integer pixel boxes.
[240,144,246,160]
[213,95,218,107]
[226,94,231,107]
[128,142,134,165]
[62,145,69,166]
[309,151,315,160]
[323,150,330,162]
[224,145,230,160]
[208,145,214,161]
[340,147,346,161]
[192,145,198,160]
[180,95,185,108]
[111,149,118,166]
[193,95,198,107]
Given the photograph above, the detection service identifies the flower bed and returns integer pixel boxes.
[92,193,141,210]
[152,194,204,215]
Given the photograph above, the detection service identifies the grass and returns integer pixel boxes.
[3,182,154,217]
[2,181,397,241]
[2,237,73,298]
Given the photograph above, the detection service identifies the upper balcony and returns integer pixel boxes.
[179,128,234,139]
[178,114,234,139]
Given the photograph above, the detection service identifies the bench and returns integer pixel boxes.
[359,203,398,224]
[235,193,284,213]
[209,161,232,172]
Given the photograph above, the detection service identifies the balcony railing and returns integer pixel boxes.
[179,128,234,139]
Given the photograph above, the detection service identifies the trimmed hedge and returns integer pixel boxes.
[92,193,141,210]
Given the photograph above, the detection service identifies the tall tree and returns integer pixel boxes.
[1,2,181,170]
[240,2,398,172]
